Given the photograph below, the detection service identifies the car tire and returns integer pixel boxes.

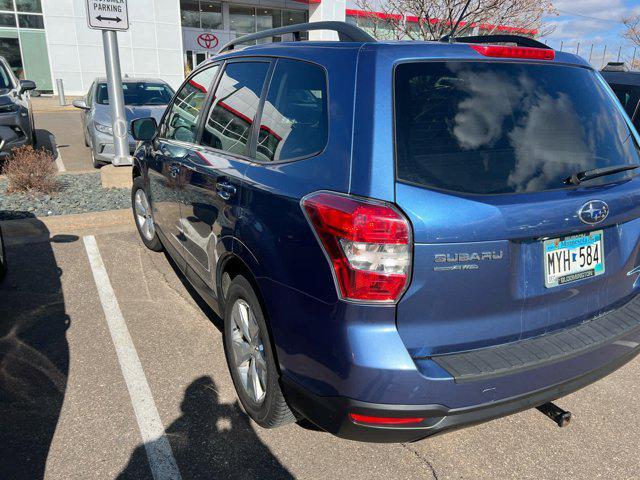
[91,150,102,169]
[132,176,163,252]
[223,275,295,428]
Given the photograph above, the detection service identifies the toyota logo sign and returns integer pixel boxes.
[197,33,219,50]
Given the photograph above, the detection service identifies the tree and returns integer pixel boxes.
[623,14,640,47]
[353,0,556,41]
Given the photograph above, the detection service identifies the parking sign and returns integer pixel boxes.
[86,0,130,32]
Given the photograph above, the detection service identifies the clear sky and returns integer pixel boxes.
[541,0,640,66]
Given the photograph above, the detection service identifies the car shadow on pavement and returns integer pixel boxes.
[0,219,73,479]
[117,376,295,480]
[34,129,60,159]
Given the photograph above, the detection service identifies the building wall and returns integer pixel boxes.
[42,0,185,96]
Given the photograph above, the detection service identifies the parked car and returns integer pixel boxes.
[601,62,640,131]
[0,55,36,160]
[0,224,6,281]
[73,78,174,168]
[130,22,640,443]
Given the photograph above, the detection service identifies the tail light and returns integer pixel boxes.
[302,191,412,303]
[349,413,425,425]
[470,44,555,61]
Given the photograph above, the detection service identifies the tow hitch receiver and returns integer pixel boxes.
[536,402,572,427]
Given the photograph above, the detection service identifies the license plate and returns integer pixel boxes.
[543,230,604,288]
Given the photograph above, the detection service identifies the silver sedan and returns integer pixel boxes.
[73,78,174,168]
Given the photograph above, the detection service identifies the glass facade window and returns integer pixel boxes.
[0,37,22,78]
[181,0,222,30]
[228,6,308,44]
[0,12,15,27]
[180,0,200,28]
[15,0,42,13]
[0,0,13,11]
[200,1,222,29]
[18,14,44,29]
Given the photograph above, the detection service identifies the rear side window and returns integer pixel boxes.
[256,59,328,162]
[201,61,270,156]
[395,62,640,194]
[163,66,219,143]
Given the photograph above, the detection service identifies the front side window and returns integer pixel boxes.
[256,59,327,162]
[395,62,640,194]
[0,62,11,90]
[201,61,270,155]
[163,66,219,143]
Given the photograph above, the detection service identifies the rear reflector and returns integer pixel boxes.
[302,192,412,303]
[349,413,425,425]
[471,44,555,61]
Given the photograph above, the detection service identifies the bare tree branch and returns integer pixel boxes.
[353,0,556,41]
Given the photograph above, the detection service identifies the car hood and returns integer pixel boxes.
[94,104,168,128]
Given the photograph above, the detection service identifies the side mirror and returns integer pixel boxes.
[19,80,36,93]
[72,99,90,110]
[131,117,158,142]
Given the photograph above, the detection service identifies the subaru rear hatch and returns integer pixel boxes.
[393,52,640,358]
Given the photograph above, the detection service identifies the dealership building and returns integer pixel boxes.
[0,0,534,96]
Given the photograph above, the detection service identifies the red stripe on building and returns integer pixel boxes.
[345,9,537,36]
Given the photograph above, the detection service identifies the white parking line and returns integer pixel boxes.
[83,235,182,480]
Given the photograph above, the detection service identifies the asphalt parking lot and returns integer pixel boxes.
[1,218,639,480]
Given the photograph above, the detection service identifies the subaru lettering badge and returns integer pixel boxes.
[578,200,609,225]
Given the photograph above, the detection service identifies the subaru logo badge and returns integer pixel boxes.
[578,200,609,225]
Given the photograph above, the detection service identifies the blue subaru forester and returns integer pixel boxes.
[130,22,640,442]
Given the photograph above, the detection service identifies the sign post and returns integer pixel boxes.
[86,0,131,166]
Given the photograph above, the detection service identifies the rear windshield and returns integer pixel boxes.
[395,62,640,194]
[96,82,174,106]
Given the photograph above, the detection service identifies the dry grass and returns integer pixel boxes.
[2,145,59,194]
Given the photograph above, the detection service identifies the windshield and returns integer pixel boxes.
[395,62,640,194]
[96,82,174,106]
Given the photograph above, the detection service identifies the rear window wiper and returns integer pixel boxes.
[565,164,640,186]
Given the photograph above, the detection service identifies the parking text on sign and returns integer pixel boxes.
[86,0,130,32]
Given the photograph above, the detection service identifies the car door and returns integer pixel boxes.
[179,59,272,294]
[147,65,220,259]
[82,83,95,142]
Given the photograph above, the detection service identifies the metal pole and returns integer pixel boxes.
[632,47,637,68]
[603,45,607,68]
[56,79,66,106]
[617,45,622,62]
[560,40,563,52]
[102,30,130,167]
[589,44,594,63]
[576,42,580,55]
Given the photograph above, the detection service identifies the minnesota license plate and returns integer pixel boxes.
[544,230,604,288]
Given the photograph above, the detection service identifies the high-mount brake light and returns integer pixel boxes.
[302,192,412,303]
[349,413,425,425]
[470,44,555,61]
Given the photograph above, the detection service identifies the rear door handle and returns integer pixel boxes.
[216,181,236,200]
[169,164,180,178]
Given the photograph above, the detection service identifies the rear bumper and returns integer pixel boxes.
[283,340,640,442]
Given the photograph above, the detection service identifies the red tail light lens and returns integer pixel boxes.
[470,45,555,61]
[302,192,412,303]
[349,413,425,425]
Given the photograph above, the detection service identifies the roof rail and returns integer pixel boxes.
[439,34,552,50]
[218,21,376,52]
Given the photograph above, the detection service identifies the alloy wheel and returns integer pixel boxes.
[230,298,268,404]
[134,189,155,241]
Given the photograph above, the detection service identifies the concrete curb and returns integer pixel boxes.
[1,209,136,245]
